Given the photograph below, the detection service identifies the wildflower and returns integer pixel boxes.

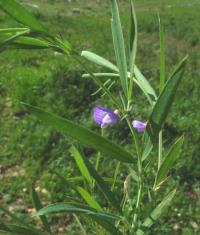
[132,120,147,133]
[92,106,119,128]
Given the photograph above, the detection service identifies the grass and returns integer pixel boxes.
[0,0,200,234]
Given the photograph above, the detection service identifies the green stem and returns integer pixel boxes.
[132,182,142,230]
[111,161,121,192]
[72,52,121,109]
[95,129,104,171]
[124,116,143,231]
[158,130,162,169]
[73,214,88,235]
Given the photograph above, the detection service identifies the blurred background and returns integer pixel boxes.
[0,0,199,234]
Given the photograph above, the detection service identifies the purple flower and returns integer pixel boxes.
[132,120,147,133]
[92,106,119,128]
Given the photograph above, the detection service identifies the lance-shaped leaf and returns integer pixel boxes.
[0,222,45,235]
[0,28,53,50]
[76,186,103,211]
[78,149,122,212]
[141,133,153,162]
[134,66,157,105]
[35,203,121,235]
[147,56,188,142]
[0,29,30,48]
[0,205,43,234]
[159,16,166,92]
[111,0,128,98]
[136,189,176,235]
[70,146,93,185]
[0,0,46,33]
[129,0,137,77]
[153,136,184,190]
[35,203,118,224]
[13,36,52,49]
[22,103,133,163]
[81,51,118,72]
[0,27,29,33]
[31,187,52,234]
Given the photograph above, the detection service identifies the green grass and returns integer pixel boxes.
[0,0,200,234]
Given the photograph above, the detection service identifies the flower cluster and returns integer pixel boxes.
[92,106,147,132]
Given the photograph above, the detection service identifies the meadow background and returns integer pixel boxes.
[0,0,200,234]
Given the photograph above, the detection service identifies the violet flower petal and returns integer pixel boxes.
[132,120,147,133]
[92,106,119,128]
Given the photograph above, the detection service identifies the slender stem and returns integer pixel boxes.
[111,161,121,192]
[132,182,142,230]
[95,129,104,171]
[72,53,121,109]
[158,130,162,169]
[73,214,88,235]
[125,117,141,158]
[124,116,143,231]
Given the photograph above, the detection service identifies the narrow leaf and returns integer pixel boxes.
[76,186,102,211]
[134,66,157,104]
[147,56,188,141]
[0,0,46,33]
[81,51,118,72]
[154,136,184,190]
[0,29,30,48]
[129,0,137,77]
[159,16,166,92]
[80,152,122,213]
[22,103,133,163]
[14,36,51,48]
[35,203,118,223]
[0,27,28,33]
[136,189,176,235]
[0,223,44,235]
[142,134,153,162]
[70,146,93,185]
[0,205,41,234]
[82,72,119,78]
[111,0,128,98]
[31,187,52,234]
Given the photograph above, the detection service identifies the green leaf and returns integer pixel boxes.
[129,0,137,77]
[35,203,118,223]
[82,70,156,106]
[76,186,102,211]
[141,134,153,162]
[111,0,128,98]
[31,187,52,234]
[82,72,119,78]
[0,0,46,33]
[74,54,121,108]
[22,103,133,163]
[0,219,44,235]
[159,16,166,92]
[136,189,176,235]
[81,51,118,72]
[70,146,93,185]
[0,28,52,50]
[0,222,44,235]
[0,27,29,33]
[13,36,51,49]
[134,66,157,105]
[0,205,42,234]
[147,56,188,141]
[35,203,121,235]
[78,151,122,212]
[154,136,184,190]
[0,29,30,48]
